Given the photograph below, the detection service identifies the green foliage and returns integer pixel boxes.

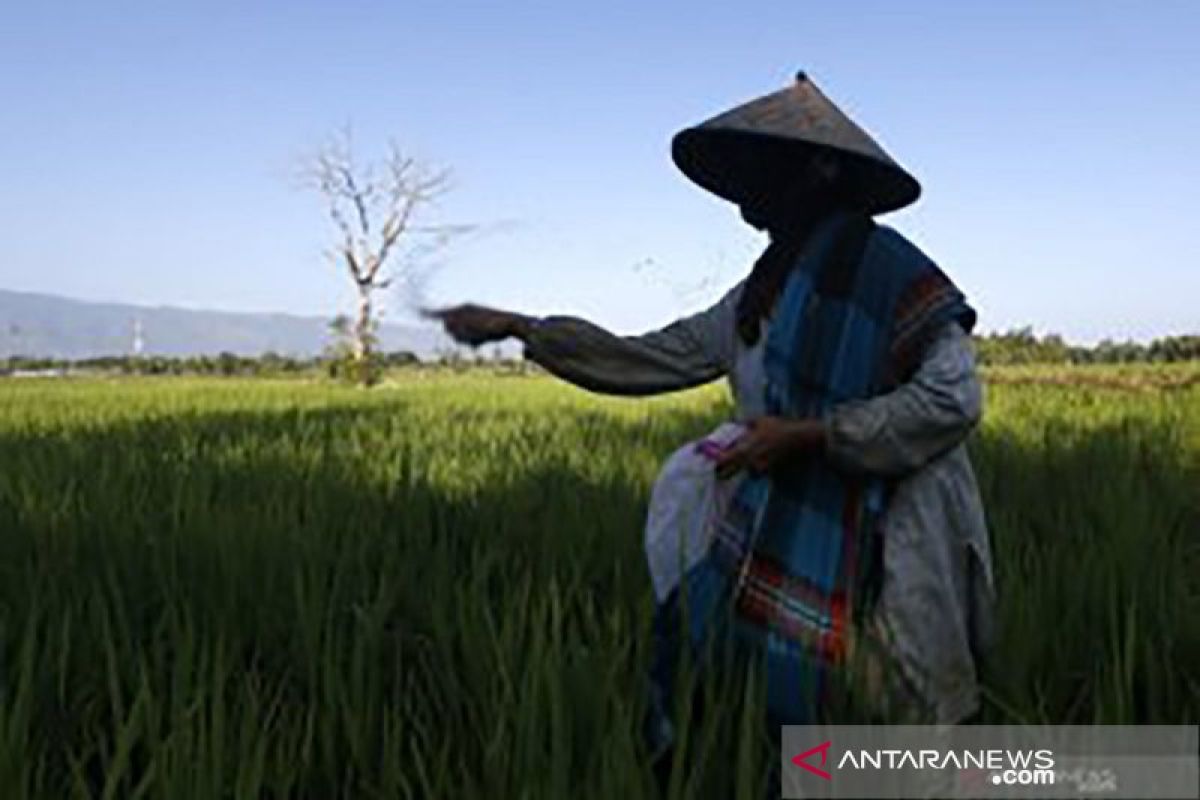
[0,351,432,381]
[0,372,1195,797]
[974,327,1200,365]
[322,313,381,387]
[0,352,312,378]
[322,351,383,386]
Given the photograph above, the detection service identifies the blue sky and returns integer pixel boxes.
[1,1,1196,343]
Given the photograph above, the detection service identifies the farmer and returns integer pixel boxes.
[430,72,995,752]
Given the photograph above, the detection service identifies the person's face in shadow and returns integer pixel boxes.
[737,150,842,235]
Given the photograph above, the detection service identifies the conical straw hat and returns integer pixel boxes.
[671,72,920,215]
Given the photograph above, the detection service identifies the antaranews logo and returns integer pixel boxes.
[783,724,1199,800]
[789,739,1055,786]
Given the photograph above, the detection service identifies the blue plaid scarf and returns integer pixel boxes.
[647,211,975,743]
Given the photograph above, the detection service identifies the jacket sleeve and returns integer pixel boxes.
[823,321,983,477]
[520,282,741,396]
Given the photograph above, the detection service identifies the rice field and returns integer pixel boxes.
[1,369,1197,798]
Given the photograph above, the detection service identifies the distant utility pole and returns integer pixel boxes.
[131,318,145,357]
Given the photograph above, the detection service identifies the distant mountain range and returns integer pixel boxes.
[0,289,475,359]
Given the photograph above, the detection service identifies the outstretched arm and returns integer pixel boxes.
[428,283,741,396]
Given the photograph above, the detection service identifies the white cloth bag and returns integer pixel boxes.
[644,422,747,602]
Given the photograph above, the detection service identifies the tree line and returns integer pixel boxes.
[0,348,532,379]
[972,328,1200,365]
[2,328,1197,379]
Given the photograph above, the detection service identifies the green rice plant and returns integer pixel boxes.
[0,370,1195,798]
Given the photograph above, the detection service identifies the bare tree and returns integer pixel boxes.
[302,127,464,384]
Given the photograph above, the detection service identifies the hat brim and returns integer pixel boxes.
[671,127,921,216]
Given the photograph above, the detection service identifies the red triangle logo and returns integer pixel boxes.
[791,740,833,781]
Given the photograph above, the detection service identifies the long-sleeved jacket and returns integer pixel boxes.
[522,278,997,723]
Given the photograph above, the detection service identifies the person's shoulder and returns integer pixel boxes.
[867,223,935,267]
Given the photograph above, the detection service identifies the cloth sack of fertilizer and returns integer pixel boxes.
[644,421,747,602]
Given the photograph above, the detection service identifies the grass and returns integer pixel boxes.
[0,371,1196,798]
